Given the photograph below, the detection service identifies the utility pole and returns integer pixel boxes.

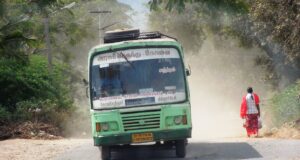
[44,2,76,72]
[44,15,52,71]
[90,10,111,43]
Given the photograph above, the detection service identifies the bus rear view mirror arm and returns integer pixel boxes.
[82,79,89,98]
[85,86,89,98]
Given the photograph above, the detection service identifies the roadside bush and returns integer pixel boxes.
[15,99,73,127]
[0,106,11,123]
[0,55,74,127]
[270,80,300,126]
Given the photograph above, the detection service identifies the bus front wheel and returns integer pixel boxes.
[101,146,111,160]
[175,139,186,158]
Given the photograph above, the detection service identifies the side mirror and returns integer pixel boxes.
[186,65,191,76]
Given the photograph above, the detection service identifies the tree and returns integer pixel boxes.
[0,0,133,137]
[0,1,38,61]
[148,0,249,51]
[148,0,300,88]
[249,0,300,85]
[0,1,76,125]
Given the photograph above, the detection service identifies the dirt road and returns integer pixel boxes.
[0,139,87,160]
[54,138,300,160]
[1,138,298,160]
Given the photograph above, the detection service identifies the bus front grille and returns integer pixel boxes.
[121,109,161,131]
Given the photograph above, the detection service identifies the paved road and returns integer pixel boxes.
[55,138,300,160]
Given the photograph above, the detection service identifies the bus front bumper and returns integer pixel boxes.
[93,128,192,146]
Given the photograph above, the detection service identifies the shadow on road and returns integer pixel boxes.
[110,142,262,160]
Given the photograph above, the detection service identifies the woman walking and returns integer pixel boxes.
[240,87,261,137]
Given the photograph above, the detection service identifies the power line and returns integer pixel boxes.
[90,10,111,43]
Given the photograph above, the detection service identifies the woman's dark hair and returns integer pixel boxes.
[247,87,253,93]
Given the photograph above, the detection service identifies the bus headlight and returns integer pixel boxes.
[95,122,119,132]
[174,116,183,125]
[101,123,109,131]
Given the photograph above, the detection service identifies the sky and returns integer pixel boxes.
[117,0,149,31]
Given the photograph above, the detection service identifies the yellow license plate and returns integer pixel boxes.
[132,132,153,143]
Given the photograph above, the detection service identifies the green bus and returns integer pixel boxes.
[88,29,192,159]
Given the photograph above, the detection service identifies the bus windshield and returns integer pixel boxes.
[91,48,186,109]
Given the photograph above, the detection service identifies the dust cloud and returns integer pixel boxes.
[66,35,272,139]
[66,36,272,139]
[186,37,270,140]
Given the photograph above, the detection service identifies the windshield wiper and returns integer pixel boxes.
[119,51,135,69]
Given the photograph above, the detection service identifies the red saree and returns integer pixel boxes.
[240,93,260,137]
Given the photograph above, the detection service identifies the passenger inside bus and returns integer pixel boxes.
[100,66,123,97]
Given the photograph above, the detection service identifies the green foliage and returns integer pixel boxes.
[0,7,37,61]
[0,0,95,63]
[1,0,132,63]
[148,0,251,52]
[270,81,300,126]
[149,0,300,88]
[0,55,74,125]
[148,0,300,130]
[0,0,132,137]
[15,99,73,127]
[148,1,250,53]
[0,0,133,133]
[250,0,300,67]
[149,4,206,52]
[0,106,11,122]
[149,0,249,14]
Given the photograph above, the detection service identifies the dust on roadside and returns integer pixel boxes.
[263,119,300,139]
[0,121,92,160]
[0,121,62,140]
[0,138,89,160]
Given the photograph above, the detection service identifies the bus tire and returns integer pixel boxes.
[175,139,186,158]
[101,146,111,160]
[164,140,174,147]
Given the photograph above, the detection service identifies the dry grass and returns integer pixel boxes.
[263,120,300,139]
[0,121,62,140]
